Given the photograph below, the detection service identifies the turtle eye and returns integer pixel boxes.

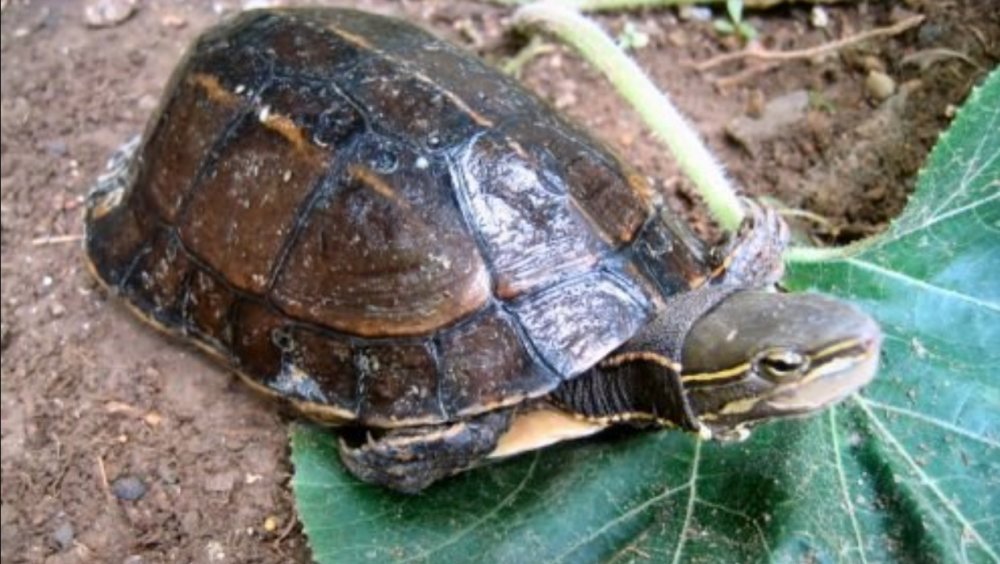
[758,349,808,379]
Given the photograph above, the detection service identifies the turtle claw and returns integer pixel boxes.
[86,135,141,221]
[711,199,789,288]
[338,411,512,494]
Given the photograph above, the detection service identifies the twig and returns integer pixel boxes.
[274,516,299,546]
[695,14,926,72]
[776,208,835,231]
[32,234,84,246]
[96,455,112,500]
[901,48,982,71]
[713,62,781,88]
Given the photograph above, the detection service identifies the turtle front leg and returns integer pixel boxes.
[338,410,512,493]
[710,200,790,288]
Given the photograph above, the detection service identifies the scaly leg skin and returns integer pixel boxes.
[338,410,512,494]
[712,200,790,288]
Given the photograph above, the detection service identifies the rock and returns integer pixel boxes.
[84,0,138,28]
[725,90,811,155]
[111,475,147,501]
[866,71,896,101]
[51,521,74,551]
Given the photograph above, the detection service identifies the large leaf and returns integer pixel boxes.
[291,70,1000,563]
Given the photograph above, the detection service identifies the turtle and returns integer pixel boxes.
[84,8,881,493]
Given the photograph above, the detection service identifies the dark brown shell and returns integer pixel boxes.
[84,8,698,427]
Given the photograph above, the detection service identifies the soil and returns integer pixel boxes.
[1,0,995,562]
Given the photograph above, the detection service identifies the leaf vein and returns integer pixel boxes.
[863,398,1000,448]
[554,472,693,562]
[398,453,540,563]
[830,407,868,564]
[671,439,702,564]
[843,257,1000,312]
[856,397,1000,561]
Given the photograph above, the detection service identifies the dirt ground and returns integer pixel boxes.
[1,0,995,562]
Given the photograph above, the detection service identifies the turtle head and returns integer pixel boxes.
[681,291,881,440]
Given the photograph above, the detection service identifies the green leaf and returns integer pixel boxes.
[291,71,1000,563]
[726,0,744,23]
[782,67,1000,561]
[712,18,736,36]
[736,21,758,42]
[616,21,651,51]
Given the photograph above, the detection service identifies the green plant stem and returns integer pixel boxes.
[514,2,745,231]
[783,241,872,263]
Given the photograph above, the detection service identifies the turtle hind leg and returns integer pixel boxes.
[338,410,512,494]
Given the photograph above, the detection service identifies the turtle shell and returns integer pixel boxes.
[84,8,704,428]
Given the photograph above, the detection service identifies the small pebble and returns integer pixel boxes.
[49,302,66,318]
[83,0,138,28]
[137,94,158,111]
[861,55,886,73]
[161,13,187,28]
[553,91,577,110]
[810,6,829,28]
[52,521,75,551]
[206,540,226,562]
[678,5,712,22]
[666,29,687,48]
[263,515,280,532]
[746,89,766,119]
[865,71,896,101]
[112,475,147,501]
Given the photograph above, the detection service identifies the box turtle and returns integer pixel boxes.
[84,8,881,493]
